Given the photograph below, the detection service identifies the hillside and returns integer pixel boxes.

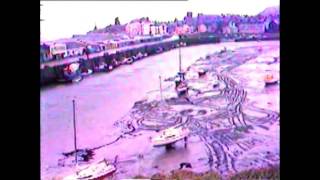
[258,6,279,16]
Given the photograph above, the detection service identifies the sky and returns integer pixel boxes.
[40,0,279,41]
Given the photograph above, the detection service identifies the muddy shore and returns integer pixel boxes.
[42,41,279,180]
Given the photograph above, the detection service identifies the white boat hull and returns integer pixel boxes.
[72,76,83,83]
[152,127,189,147]
[63,160,116,180]
[152,134,188,147]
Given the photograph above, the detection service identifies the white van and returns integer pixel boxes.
[50,43,67,59]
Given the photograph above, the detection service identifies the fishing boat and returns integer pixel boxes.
[63,159,116,180]
[152,126,190,147]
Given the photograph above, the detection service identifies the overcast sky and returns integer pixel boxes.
[40,0,279,41]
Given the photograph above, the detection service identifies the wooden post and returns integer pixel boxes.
[179,35,182,74]
[184,136,188,148]
[159,76,163,102]
[72,99,78,165]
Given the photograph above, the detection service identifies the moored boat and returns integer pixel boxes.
[264,73,279,86]
[176,81,188,97]
[152,126,190,147]
[57,63,83,83]
[63,159,116,180]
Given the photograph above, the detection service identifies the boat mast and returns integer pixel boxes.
[179,35,182,74]
[159,76,163,101]
[72,99,78,165]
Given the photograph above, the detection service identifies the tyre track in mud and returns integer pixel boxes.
[199,129,238,174]
[189,72,248,174]
[218,74,248,127]
[197,70,275,175]
[244,102,279,126]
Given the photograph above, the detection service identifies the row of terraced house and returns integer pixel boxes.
[41,9,279,63]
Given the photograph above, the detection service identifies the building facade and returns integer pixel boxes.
[125,18,167,37]
[238,23,265,34]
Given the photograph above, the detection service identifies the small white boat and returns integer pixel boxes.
[135,52,144,60]
[176,81,189,98]
[81,69,93,77]
[198,69,207,77]
[63,159,116,180]
[72,76,83,83]
[126,57,134,64]
[152,126,190,147]
[121,57,134,65]
[264,73,279,86]
[108,65,113,71]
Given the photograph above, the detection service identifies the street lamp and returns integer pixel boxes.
[178,34,185,81]
[179,34,182,73]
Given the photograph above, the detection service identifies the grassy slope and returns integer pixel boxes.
[132,165,279,180]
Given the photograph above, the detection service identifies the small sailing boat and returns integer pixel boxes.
[63,159,116,180]
[63,100,116,180]
[152,126,190,147]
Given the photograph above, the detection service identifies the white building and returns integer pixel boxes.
[125,21,142,37]
[142,22,152,35]
[126,18,167,37]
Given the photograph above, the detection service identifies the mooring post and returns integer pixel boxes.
[184,136,188,148]
[159,75,163,102]
[72,99,78,166]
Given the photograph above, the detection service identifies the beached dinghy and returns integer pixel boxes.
[63,101,116,180]
[176,81,189,97]
[152,126,190,147]
[198,69,207,78]
[63,159,116,180]
[264,73,279,87]
[81,69,93,77]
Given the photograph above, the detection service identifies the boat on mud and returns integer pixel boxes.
[198,69,207,78]
[176,81,189,97]
[133,52,145,61]
[81,68,93,77]
[57,63,83,83]
[121,57,134,65]
[93,63,108,73]
[63,159,116,180]
[152,126,190,147]
[264,73,279,87]
[63,101,117,180]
